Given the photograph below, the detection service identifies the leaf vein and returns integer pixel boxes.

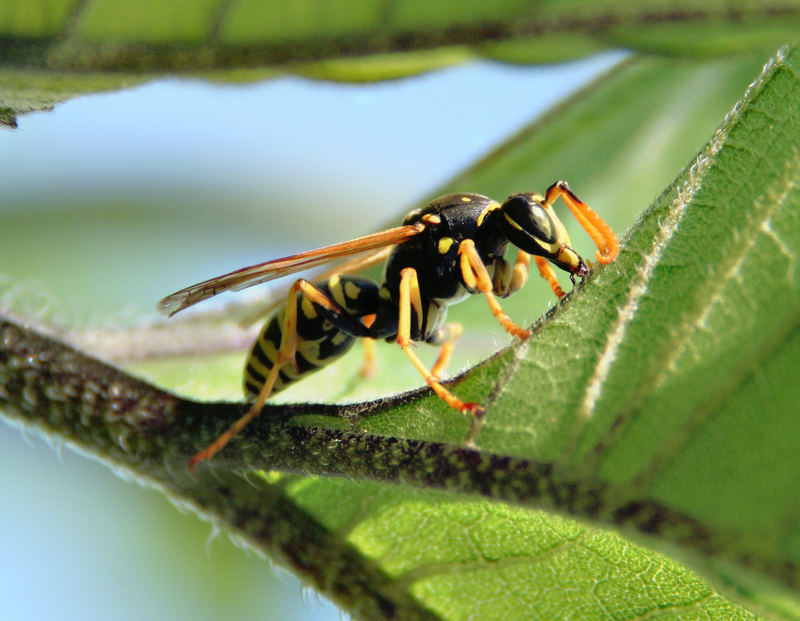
[577,137,724,427]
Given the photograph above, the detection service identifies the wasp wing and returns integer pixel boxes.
[157,223,425,317]
[234,244,398,329]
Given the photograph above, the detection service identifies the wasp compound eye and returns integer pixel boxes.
[503,195,556,243]
[499,194,558,256]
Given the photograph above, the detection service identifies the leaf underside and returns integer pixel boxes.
[2,0,800,126]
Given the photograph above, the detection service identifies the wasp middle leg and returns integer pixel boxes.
[397,267,483,416]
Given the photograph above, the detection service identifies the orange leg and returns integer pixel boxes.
[429,323,463,380]
[492,251,531,298]
[509,251,531,296]
[544,180,619,264]
[459,239,531,341]
[360,338,378,378]
[533,256,566,299]
[360,314,378,378]
[188,279,342,472]
[397,268,483,416]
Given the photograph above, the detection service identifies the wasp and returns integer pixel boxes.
[158,181,619,471]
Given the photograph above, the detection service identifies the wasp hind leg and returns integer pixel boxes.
[397,268,483,417]
[188,278,348,472]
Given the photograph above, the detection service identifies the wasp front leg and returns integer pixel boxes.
[533,256,567,299]
[495,246,568,300]
[492,251,532,299]
[426,322,463,381]
[458,240,531,341]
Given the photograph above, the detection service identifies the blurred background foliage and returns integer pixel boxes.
[1,1,798,619]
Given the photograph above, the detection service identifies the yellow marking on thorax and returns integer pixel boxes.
[438,236,454,254]
[461,196,472,202]
[327,273,347,308]
[344,280,361,300]
[422,214,441,225]
[477,202,501,227]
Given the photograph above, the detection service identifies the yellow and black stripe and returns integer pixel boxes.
[243,274,379,400]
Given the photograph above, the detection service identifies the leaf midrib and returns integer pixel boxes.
[567,54,800,488]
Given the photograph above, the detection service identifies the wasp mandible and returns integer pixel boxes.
[158,181,619,471]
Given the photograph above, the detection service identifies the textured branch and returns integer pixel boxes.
[4,313,800,599]
[0,316,437,619]
[0,316,643,519]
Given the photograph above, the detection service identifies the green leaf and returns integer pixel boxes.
[160,47,800,616]
[5,45,800,620]
[2,1,800,125]
[411,45,800,614]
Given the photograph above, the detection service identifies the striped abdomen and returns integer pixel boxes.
[243,275,380,400]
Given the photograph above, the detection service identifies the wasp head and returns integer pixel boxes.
[499,193,588,278]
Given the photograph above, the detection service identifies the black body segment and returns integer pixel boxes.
[390,193,508,302]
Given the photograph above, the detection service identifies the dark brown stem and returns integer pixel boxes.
[3,314,799,598]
